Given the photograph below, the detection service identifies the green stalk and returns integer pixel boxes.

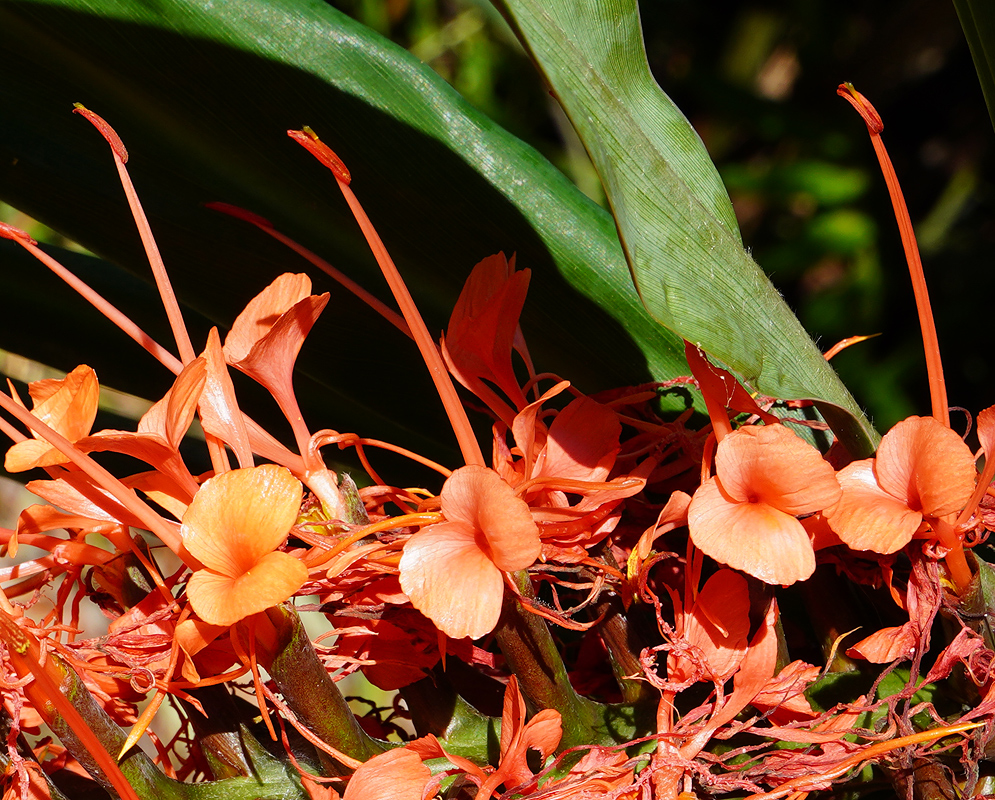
[494,571,609,748]
[263,604,387,769]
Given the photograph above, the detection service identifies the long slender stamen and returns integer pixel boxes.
[838,84,948,426]
[289,128,485,468]
[74,104,197,366]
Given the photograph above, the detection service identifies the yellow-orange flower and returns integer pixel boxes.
[181,465,307,626]
[5,364,98,472]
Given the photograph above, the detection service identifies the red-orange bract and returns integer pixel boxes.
[181,465,308,626]
[399,465,540,640]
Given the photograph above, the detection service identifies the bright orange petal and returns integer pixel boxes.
[181,465,303,576]
[223,273,312,363]
[30,364,99,441]
[846,623,916,663]
[688,478,815,585]
[399,521,505,639]
[443,465,540,573]
[442,252,530,412]
[714,425,841,516]
[186,551,307,626]
[5,365,99,471]
[684,569,750,680]
[343,748,430,800]
[540,396,620,483]
[825,460,922,553]
[875,416,976,517]
[978,405,995,459]
[5,438,64,472]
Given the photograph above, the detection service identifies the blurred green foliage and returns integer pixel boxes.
[328,0,994,432]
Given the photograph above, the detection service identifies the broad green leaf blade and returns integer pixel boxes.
[952,0,995,132]
[497,0,878,456]
[0,0,694,473]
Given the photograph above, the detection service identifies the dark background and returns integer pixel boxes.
[328,0,994,432]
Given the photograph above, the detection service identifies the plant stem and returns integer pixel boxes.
[494,571,607,749]
[263,605,387,769]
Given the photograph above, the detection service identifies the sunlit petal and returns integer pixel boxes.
[826,460,922,553]
[186,551,307,627]
[541,396,620,483]
[715,425,841,515]
[875,416,976,517]
[688,478,815,585]
[445,465,540,572]
[399,520,505,640]
[223,273,312,363]
[181,465,302,576]
[343,748,430,800]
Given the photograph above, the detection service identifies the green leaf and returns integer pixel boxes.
[953,0,995,132]
[496,0,878,456]
[0,0,698,473]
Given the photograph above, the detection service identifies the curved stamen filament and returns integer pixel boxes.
[838,84,948,427]
[288,128,485,468]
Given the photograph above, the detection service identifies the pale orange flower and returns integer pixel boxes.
[687,424,842,585]
[181,465,308,626]
[399,465,540,639]
[826,415,976,554]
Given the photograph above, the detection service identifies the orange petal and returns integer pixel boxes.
[444,465,540,572]
[688,478,816,585]
[199,328,254,468]
[714,425,841,516]
[978,405,995,459]
[4,365,98,471]
[186,551,308,626]
[442,253,531,412]
[343,748,430,800]
[686,569,751,680]
[825,460,922,553]
[540,396,620,483]
[138,357,207,449]
[181,465,303,576]
[223,273,313,363]
[875,416,976,517]
[846,623,916,663]
[28,364,99,441]
[399,521,505,640]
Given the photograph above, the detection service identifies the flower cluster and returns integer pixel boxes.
[0,96,993,800]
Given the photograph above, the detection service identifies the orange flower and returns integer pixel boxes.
[669,569,751,684]
[826,415,976,554]
[399,465,540,639]
[181,465,308,626]
[441,252,532,424]
[5,364,98,472]
[477,675,562,800]
[687,424,842,585]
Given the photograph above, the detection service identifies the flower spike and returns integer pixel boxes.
[838,83,948,426]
